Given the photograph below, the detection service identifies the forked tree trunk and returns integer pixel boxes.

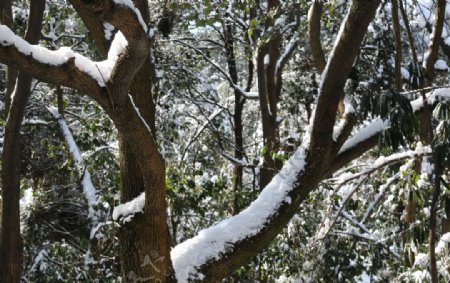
[0,1,45,282]
[257,0,282,189]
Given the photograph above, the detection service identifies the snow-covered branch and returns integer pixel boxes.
[0,25,107,101]
[47,106,99,239]
[333,148,431,185]
[171,147,307,282]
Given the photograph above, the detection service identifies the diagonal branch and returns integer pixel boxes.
[424,0,446,80]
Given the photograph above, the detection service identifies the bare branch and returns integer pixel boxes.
[308,0,326,73]
[424,0,446,80]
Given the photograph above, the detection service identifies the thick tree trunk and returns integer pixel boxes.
[111,97,174,282]
[0,1,45,282]
[115,34,173,281]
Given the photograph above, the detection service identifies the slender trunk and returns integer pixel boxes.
[233,100,244,214]
[223,21,245,214]
[0,0,16,115]
[391,0,402,92]
[0,1,45,282]
[429,151,442,283]
[308,0,326,73]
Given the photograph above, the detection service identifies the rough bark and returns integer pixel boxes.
[0,1,45,282]
[0,0,384,281]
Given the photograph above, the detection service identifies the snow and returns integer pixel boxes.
[243,91,259,98]
[48,107,81,160]
[445,36,450,46]
[264,54,270,65]
[128,94,153,135]
[336,147,431,184]
[339,118,389,154]
[333,119,346,141]
[103,23,115,41]
[357,272,371,282]
[112,192,145,223]
[435,232,450,254]
[441,232,450,242]
[0,25,128,87]
[333,99,355,141]
[411,88,450,112]
[401,67,410,80]
[275,34,298,75]
[344,98,355,113]
[434,59,448,70]
[19,188,34,210]
[171,147,307,282]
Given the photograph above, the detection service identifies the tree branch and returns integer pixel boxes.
[424,0,446,80]
[308,0,326,73]
[309,0,380,162]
